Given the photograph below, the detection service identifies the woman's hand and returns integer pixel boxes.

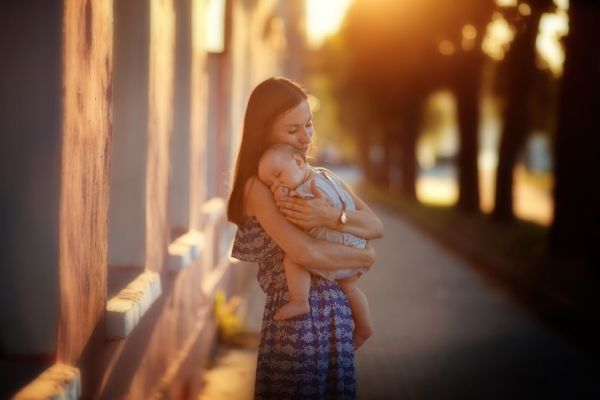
[276,180,339,230]
[364,241,375,270]
[247,176,374,270]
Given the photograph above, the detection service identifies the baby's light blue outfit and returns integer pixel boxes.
[291,167,368,281]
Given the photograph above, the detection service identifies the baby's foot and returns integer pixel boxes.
[353,326,374,350]
[273,300,310,320]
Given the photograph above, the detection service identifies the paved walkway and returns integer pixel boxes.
[199,204,599,399]
[354,205,597,399]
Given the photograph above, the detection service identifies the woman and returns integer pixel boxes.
[228,77,383,399]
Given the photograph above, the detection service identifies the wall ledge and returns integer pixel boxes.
[202,254,234,297]
[201,197,225,224]
[105,271,162,340]
[166,230,205,273]
[13,363,80,400]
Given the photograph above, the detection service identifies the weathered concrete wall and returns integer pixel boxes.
[108,0,150,268]
[0,1,63,357]
[189,0,208,230]
[170,0,193,233]
[83,0,214,398]
[146,0,176,274]
[2,0,305,398]
[56,0,113,365]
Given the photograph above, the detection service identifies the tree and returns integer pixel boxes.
[327,0,494,209]
[549,0,600,275]
[329,0,434,196]
[492,0,554,221]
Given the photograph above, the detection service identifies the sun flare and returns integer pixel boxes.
[305,0,353,48]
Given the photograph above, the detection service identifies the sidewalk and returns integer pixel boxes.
[197,264,263,400]
[355,204,598,399]
[199,204,599,399]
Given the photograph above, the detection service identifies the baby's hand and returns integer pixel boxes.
[273,185,290,202]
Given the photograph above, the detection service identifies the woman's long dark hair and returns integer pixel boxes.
[227,77,308,226]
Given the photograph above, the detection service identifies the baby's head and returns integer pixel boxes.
[258,143,310,192]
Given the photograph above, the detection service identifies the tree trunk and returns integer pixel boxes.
[355,129,374,182]
[454,57,482,212]
[380,123,393,189]
[398,100,421,200]
[493,10,544,221]
[550,1,600,274]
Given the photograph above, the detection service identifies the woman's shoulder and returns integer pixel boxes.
[244,175,274,216]
[244,175,260,193]
[244,175,269,199]
[243,175,266,217]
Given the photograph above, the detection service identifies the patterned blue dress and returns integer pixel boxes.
[231,216,357,399]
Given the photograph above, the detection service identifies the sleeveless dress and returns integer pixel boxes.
[231,216,357,399]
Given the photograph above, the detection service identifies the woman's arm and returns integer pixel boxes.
[276,179,384,240]
[338,180,384,239]
[246,177,375,271]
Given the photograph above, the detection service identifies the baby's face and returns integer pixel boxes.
[258,152,306,194]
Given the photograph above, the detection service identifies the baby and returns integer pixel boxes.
[258,143,373,349]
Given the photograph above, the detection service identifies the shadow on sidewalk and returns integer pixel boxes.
[198,263,263,400]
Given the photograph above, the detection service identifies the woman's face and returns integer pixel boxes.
[268,99,313,155]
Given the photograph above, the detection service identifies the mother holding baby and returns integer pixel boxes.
[227,77,383,399]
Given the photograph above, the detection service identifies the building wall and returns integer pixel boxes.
[1,0,305,398]
[108,0,150,269]
[146,0,176,275]
[0,1,63,359]
[57,0,114,366]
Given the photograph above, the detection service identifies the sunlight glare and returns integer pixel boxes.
[306,0,353,48]
[438,40,456,56]
[204,0,226,52]
[496,0,517,6]
[537,10,569,76]
[416,176,458,206]
[482,12,515,61]
[518,3,532,16]
[462,25,477,51]
[462,25,477,40]
[554,0,569,10]
[487,0,569,74]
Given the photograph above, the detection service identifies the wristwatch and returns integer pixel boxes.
[339,210,348,225]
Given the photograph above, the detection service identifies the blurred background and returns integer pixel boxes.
[1,0,599,399]
[306,0,598,332]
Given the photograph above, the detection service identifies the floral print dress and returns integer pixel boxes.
[231,216,357,399]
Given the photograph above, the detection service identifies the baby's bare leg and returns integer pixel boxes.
[274,254,311,320]
[339,275,374,350]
